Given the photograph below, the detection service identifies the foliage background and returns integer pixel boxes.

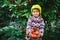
[0,0,60,40]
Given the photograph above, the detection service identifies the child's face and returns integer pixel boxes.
[32,9,40,17]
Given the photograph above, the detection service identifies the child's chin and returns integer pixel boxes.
[34,16,39,17]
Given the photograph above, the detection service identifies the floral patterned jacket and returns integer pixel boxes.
[26,16,45,37]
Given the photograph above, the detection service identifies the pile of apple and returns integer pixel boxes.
[29,26,40,38]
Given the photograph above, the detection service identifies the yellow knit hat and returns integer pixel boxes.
[31,4,42,14]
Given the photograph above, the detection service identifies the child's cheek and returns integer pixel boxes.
[32,13,35,16]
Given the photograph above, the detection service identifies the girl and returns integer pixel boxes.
[26,4,45,40]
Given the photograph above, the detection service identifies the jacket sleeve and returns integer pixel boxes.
[26,17,32,35]
[40,18,45,37]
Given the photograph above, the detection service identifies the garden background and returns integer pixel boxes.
[0,0,60,40]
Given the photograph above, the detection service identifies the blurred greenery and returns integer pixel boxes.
[0,0,60,40]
